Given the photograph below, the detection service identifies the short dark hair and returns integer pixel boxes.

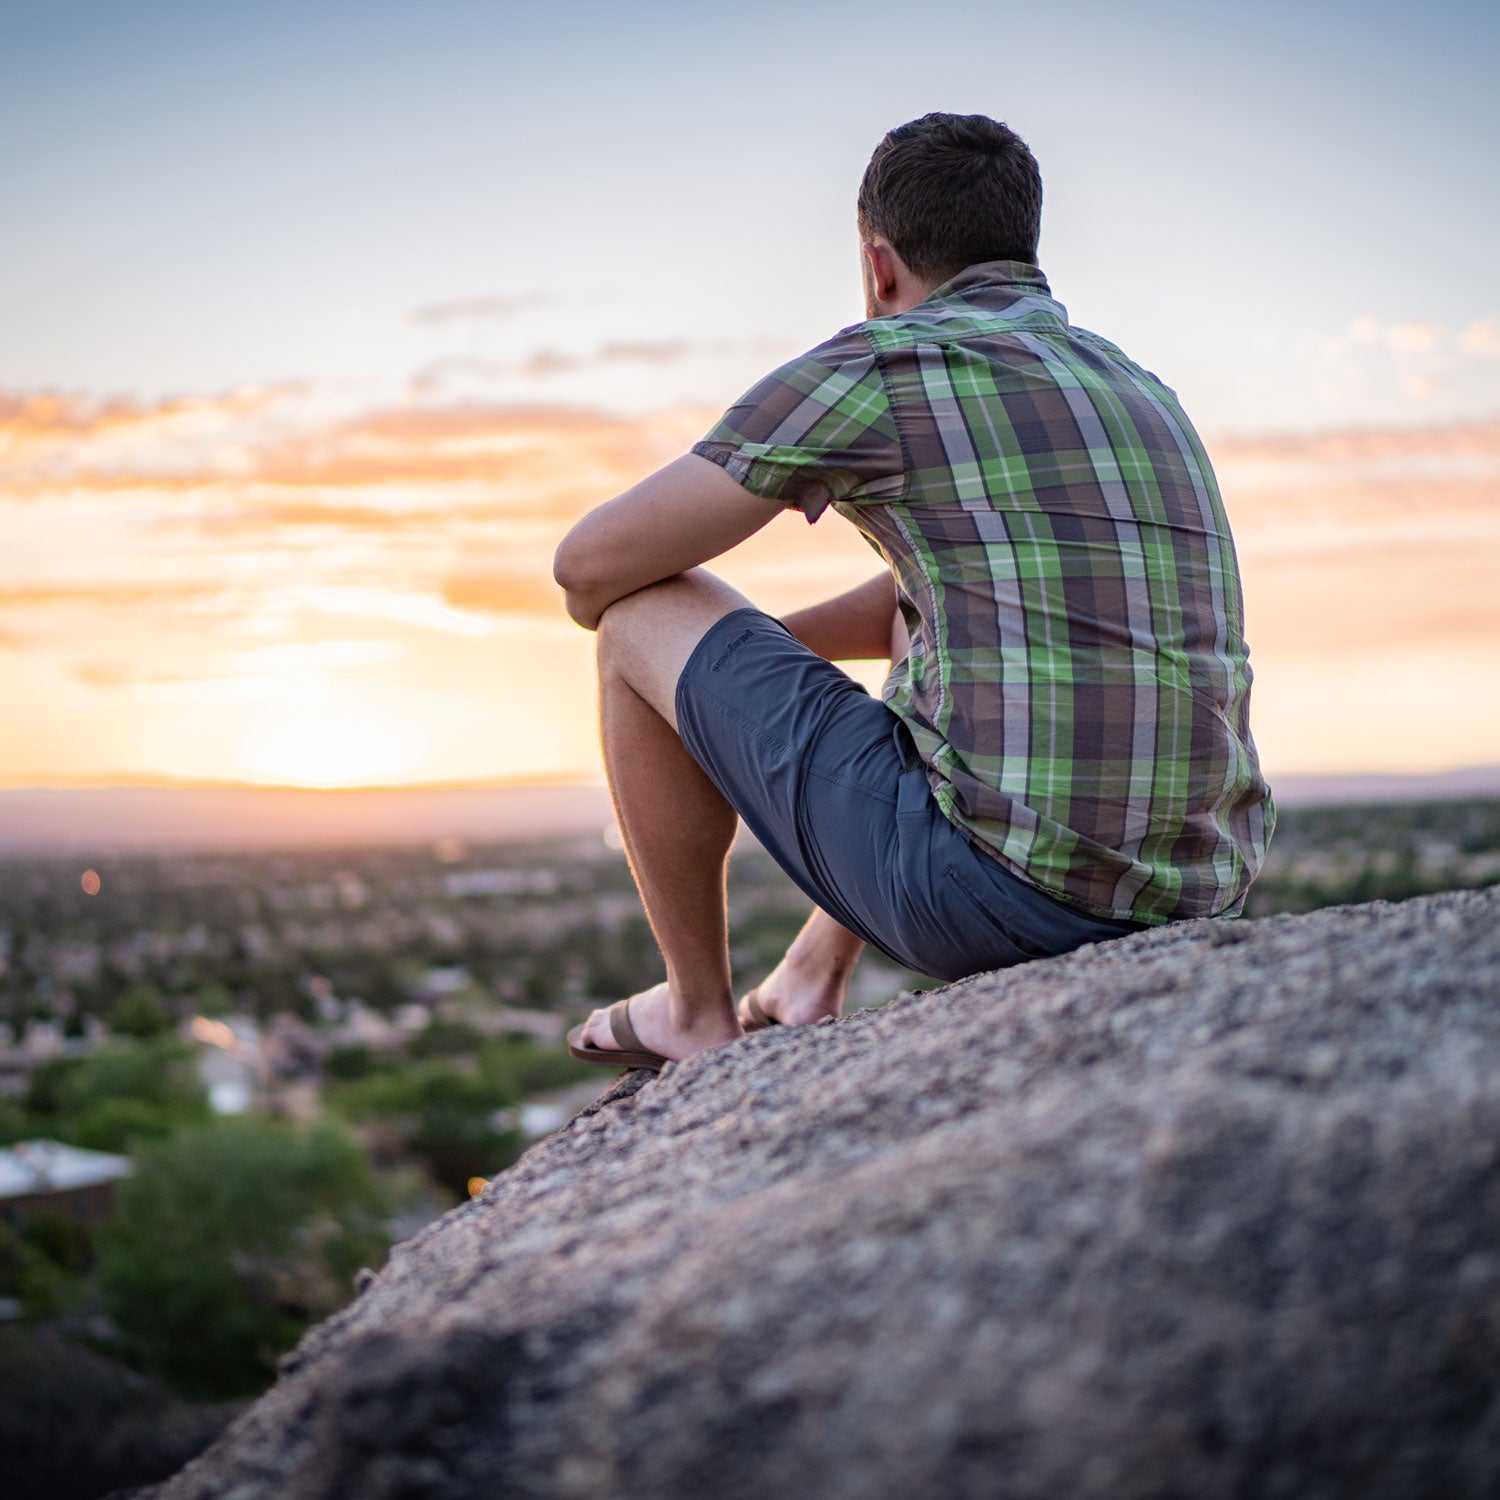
[857,113,1043,285]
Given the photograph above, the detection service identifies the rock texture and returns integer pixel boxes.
[135,889,1500,1500]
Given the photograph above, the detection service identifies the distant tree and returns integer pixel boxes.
[22,1055,76,1118]
[0,1209,93,1318]
[192,981,235,1018]
[0,1097,29,1145]
[408,1107,520,1199]
[69,1097,181,1153]
[405,1017,485,1060]
[322,1042,396,1081]
[22,1037,211,1151]
[106,984,173,1039]
[330,1061,520,1199]
[98,1117,389,1398]
[478,1038,593,1097]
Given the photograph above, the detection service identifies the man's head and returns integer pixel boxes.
[857,113,1042,318]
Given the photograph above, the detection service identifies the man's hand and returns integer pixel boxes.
[553,453,784,630]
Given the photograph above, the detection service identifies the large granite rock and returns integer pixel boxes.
[134,888,1500,1499]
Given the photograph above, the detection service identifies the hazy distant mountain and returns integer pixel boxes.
[1266,764,1500,808]
[0,783,617,854]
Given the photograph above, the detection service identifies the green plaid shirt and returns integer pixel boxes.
[692,260,1274,924]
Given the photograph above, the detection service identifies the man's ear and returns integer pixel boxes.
[861,239,901,308]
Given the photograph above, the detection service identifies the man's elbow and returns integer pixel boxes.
[551,541,603,630]
[552,532,593,597]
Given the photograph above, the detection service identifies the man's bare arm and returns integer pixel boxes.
[782,572,909,664]
[553,453,784,631]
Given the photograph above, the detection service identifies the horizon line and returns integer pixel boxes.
[2,764,1500,796]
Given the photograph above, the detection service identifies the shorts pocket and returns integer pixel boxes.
[941,862,1054,965]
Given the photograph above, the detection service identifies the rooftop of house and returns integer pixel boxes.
[0,1139,133,1199]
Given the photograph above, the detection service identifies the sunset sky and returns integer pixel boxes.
[3,0,1497,790]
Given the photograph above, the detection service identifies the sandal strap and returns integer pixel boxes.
[608,999,642,1053]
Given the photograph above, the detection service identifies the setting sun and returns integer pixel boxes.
[236,699,425,789]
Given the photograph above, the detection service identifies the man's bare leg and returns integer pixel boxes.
[575,565,906,1058]
[741,906,865,1027]
[737,570,909,1026]
[575,569,754,1062]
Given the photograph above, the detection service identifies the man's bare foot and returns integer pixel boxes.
[738,949,852,1029]
[576,979,741,1064]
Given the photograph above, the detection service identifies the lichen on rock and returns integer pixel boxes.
[132,888,1500,1499]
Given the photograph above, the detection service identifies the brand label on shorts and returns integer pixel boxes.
[710,629,755,673]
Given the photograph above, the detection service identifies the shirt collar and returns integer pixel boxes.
[922,259,1052,305]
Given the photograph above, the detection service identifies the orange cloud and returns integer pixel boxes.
[0,581,218,610]
[0,392,716,504]
[442,573,563,616]
[0,383,293,443]
[1,376,1497,788]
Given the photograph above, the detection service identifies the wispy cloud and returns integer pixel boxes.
[1301,316,1500,417]
[1349,317,1444,353]
[410,336,795,396]
[0,384,292,442]
[408,292,554,325]
[519,340,693,377]
[1207,416,1500,464]
[0,389,714,501]
[1460,320,1500,358]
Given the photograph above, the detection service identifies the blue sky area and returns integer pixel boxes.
[4,0,1497,431]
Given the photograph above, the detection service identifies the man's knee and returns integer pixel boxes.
[595,571,758,721]
[597,572,753,674]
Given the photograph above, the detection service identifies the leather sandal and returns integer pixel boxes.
[737,990,780,1033]
[566,997,670,1072]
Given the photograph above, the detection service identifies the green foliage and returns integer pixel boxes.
[193,980,235,1017]
[322,1042,400,1081]
[67,1096,182,1153]
[20,1210,93,1276]
[408,1108,521,1199]
[0,1214,92,1318]
[329,1058,515,1123]
[98,1116,389,1398]
[20,1037,212,1151]
[329,1060,521,1198]
[22,1056,76,1119]
[477,1037,593,1096]
[0,1218,22,1295]
[405,1017,485,1060]
[0,1098,29,1146]
[1241,797,1500,918]
[107,983,173,1039]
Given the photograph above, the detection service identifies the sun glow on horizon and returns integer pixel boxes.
[235,698,426,790]
[2,377,1499,791]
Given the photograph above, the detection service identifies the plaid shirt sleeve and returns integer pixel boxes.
[690,326,906,523]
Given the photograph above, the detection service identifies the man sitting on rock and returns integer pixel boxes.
[556,112,1275,1071]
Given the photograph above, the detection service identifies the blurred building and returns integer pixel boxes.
[0,1139,132,1224]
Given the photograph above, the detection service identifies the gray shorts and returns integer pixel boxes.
[674,607,1148,982]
